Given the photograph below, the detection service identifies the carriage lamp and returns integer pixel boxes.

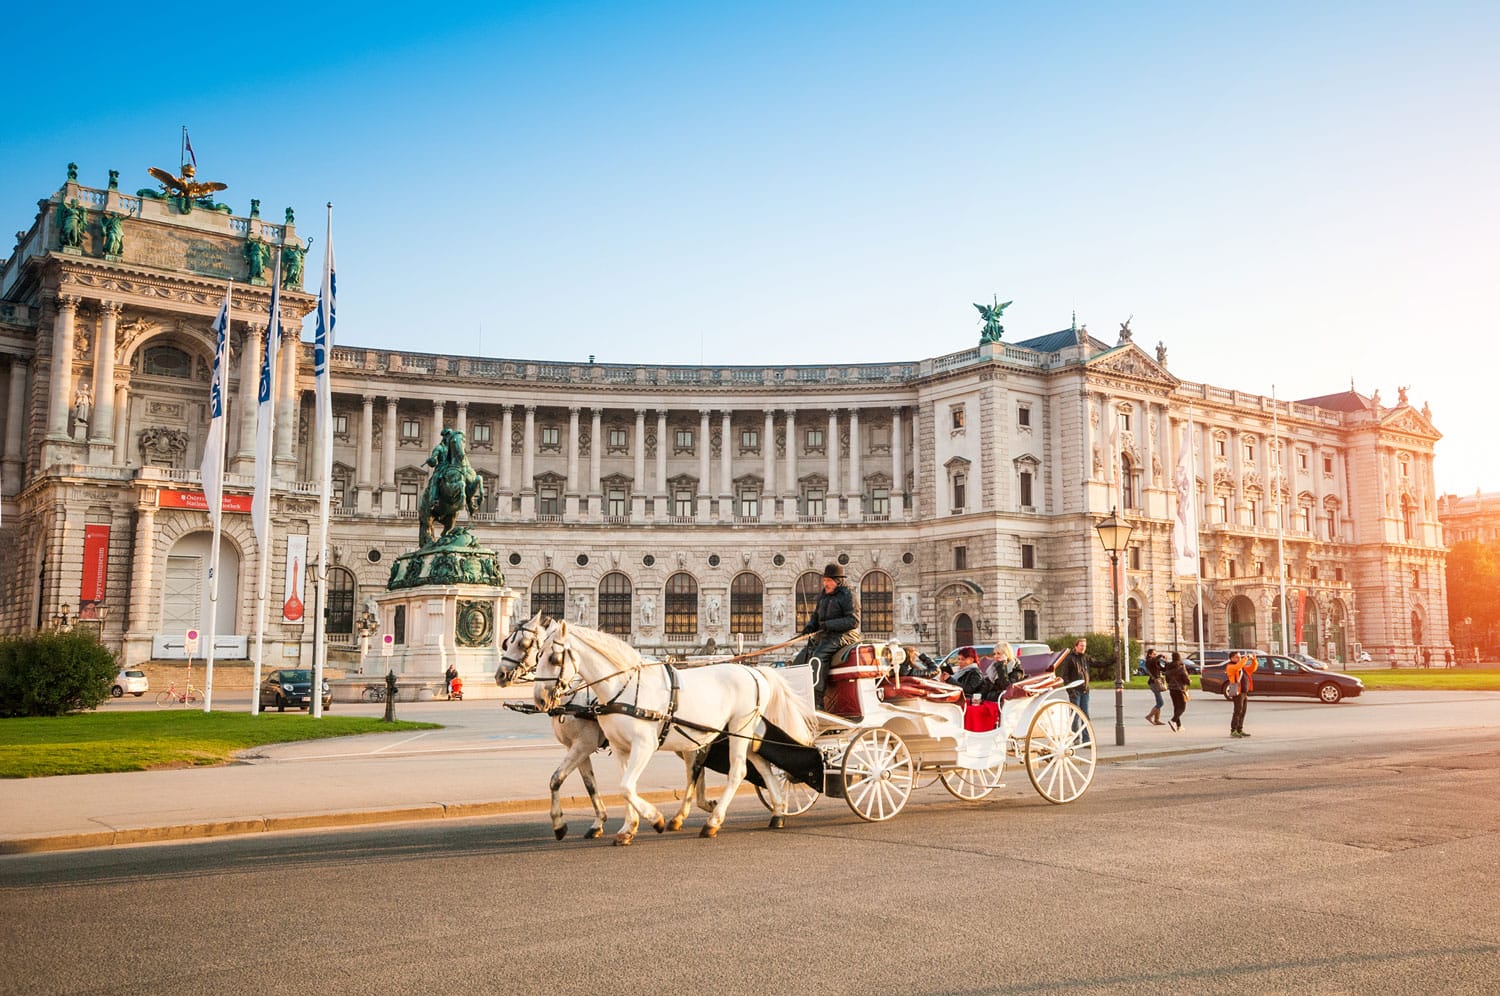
[1166,584,1180,658]
[1094,509,1133,747]
[52,603,74,633]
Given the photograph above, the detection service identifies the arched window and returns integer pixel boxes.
[729,572,763,636]
[665,572,698,640]
[327,567,356,635]
[530,570,566,620]
[861,570,893,637]
[597,572,632,637]
[1411,610,1423,646]
[794,571,823,630]
[1126,597,1142,647]
[141,344,193,378]
[953,612,974,648]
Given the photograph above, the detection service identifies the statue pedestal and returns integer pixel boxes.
[372,584,520,699]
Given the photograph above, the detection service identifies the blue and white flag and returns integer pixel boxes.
[201,284,232,535]
[314,220,336,451]
[251,254,281,551]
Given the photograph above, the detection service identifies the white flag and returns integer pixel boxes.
[251,255,281,550]
[201,285,232,534]
[1173,422,1199,575]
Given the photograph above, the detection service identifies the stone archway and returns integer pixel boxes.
[1227,595,1257,648]
[162,531,242,636]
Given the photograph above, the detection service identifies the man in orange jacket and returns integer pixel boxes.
[1225,651,1258,738]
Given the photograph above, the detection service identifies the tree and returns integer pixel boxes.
[1446,540,1500,651]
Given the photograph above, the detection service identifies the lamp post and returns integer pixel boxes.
[1166,583,1181,658]
[1095,509,1134,747]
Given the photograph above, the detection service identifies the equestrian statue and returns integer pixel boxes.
[418,427,484,547]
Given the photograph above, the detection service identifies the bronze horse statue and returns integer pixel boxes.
[418,428,484,547]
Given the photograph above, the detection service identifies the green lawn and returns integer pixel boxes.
[0,711,440,778]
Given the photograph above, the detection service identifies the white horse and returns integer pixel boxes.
[494,613,716,841]
[540,620,817,845]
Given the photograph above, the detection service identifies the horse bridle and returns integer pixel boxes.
[499,618,549,684]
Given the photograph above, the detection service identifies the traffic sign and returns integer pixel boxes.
[381,633,394,658]
[184,629,200,655]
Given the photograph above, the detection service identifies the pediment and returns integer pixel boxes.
[1085,345,1180,389]
[1380,406,1441,440]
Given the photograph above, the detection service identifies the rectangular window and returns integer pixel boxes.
[951,405,966,430]
[332,477,346,507]
[609,427,627,449]
[805,428,824,451]
[804,488,825,517]
[1219,496,1230,521]
[1248,501,1258,526]
[868,424,890,450]
[1323,455,1334,474]
[398,481,418,512]
[1023,608,1038,641]
[472,423,492,444]
[739,489,759,518]
[1335,567,1345,582]
[1021,544,1035,569]
[332,414,348,436]
[676,429,694,450]
[1310,566,1319,580]
[740,429,759,451]
[539,486,561,516]
[607,488,627,517]
[1129,545,1142,570]
[870,488,889,516]
[1326,509,1337,540]
[1215,439,1227,457]
[952,473,966,511]
[1019,470,1033,508]
[1245,444,1255,461]
[674,489,695,517]
[541,426,561,447]
[1017,405,1031,428]
[954,545,967,571]
[393,605,406,644]
[401,419,421,441]
[1119,412,1131,433]
[1297,506,1311,532]
[1297,451,1308,471]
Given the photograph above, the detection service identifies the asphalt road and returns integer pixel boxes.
[2,728,1497,995]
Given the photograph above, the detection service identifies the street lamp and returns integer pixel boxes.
[1166,583,1181,658]
[1095,508,1134,747]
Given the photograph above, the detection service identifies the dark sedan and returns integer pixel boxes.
[1199,655,1363,704]
[259,669,332,712]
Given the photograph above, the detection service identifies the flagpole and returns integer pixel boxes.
[1273,385,1289,654]
[1188,405,1205,670]
[251,252,281,715]
[202,282,233,713]
[311,205,335,718]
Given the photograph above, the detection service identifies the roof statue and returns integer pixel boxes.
[146,163,227,214]
[974,296,1012,344]
[1397,385,1410,405]
[1118,316,1133,343]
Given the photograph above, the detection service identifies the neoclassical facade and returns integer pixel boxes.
[0,164,1452,669]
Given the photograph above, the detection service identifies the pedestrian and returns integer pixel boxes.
[1422,647,1432,669]
[1054,637,1092,744]
[1164,652,1191,732]
[1226,651,1258,738]
[1446,648,1454,669]
[1144,648,1166,726]
[789,561,862,699]
[444,663,458,699]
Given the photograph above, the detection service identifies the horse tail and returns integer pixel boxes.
[758,668,817,746]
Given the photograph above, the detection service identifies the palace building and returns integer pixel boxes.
[0,163,1453,671]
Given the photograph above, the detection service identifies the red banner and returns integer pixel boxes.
[79,524,110,620]
[157,488,253,513]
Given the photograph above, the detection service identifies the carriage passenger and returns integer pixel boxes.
[790,562,862,697]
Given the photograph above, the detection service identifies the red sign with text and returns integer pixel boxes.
[79,524,110,620]
[157,489,253,514]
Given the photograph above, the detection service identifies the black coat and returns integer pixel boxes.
[801,584,860,637]
[1055,648,1089,685]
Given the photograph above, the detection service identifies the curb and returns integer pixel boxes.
[0,745,1218,856]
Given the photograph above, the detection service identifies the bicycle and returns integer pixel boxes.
[361,684,388,703]
[155,683,201,706]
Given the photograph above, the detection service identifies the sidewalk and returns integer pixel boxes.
[29,684,1500,856]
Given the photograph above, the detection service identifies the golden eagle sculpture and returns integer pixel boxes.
[147,163,227,211]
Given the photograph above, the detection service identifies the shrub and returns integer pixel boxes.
[0,630,119,717]
[1047,632,1142,681]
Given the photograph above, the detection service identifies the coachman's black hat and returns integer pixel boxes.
[823,562,846,580]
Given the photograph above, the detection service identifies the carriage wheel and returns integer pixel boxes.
[754,766,821,816]
[841,728,914,822]
[940,757,1005,801]
[1023,700,1096,804]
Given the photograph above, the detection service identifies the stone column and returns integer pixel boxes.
[826,410,839,501]
[847,408,861,516]
[455,401,467,438]
[566,407,580,492]
[274,328,298,478]
[522,406,537,491]
[112,375,130,460]
[632,409,647,519]
[655,411,668,500]
[784,409,798,518]
[356,395,375,512]
[891,406,905,517]
[1080,391,1094,489]
[909,403,922,499]
[128,503,156,634]
[500,405,514,494]
[697,409,711,518]
[431,399,445,446]
[382,398,397,514]
[590,407,603,495]
[47,295,79,438]
[90,302,121,453]
[719,411,733,501]
[3,358,28,493]
[231,323,261,472]
[762,409,775,512]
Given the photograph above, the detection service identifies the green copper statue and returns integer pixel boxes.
[100,212,124,256]
[57,199,87,249]
[243,236,269,281]
[418,428,484,548]
[281,244,305,289]
[974,296,1012,344]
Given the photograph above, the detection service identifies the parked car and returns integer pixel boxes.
[259,669,332,712]
[1290,653,1332,670]
[1199,654,1363,704]
[110,669,148,697]
[1136,653,1203,676]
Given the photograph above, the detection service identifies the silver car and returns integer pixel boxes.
[111,669,149,697]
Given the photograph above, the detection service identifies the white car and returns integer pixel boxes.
[111,669,149,697]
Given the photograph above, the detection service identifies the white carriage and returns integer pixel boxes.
[757,641,1097,822]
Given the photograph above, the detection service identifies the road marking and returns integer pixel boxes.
[269,741,561,762]
[371,732,434,754]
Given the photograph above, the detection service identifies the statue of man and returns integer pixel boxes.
[282,244,305,289]
[58,199,86,249]
[73,384,92,426]
[100,212,124,256]
[243,237,268,280]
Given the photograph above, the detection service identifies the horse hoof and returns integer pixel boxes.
[584,827,603,840]
[666,817,684,832]
[652,817,667,834]
[614,834,634,847]
[554,826,568,841]
[699,825,719,839]
[768,815,786,830]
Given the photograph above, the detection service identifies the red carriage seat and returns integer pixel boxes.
[1002,672,1063,700]
[878,674,964,704]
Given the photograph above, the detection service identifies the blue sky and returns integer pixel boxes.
[3,1,1495,493]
